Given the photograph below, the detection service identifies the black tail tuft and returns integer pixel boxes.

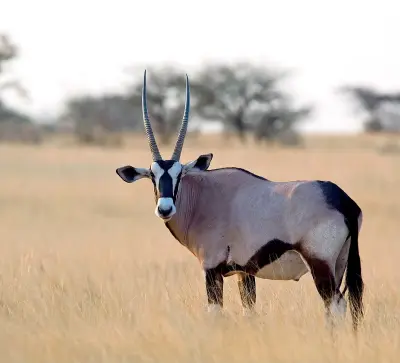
[344,213,364,331]
[317,181,364,331]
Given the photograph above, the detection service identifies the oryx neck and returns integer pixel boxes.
[164,174,202,247]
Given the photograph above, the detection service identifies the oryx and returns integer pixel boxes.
[116,70,364,331]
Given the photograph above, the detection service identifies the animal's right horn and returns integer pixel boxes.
[142,70,162,161]
[171,74,190,161]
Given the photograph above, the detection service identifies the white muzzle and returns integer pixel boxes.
[155,197,176,221]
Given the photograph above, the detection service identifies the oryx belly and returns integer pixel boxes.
[255,250,309,280]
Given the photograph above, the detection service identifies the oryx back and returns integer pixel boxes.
[168,167,351,282]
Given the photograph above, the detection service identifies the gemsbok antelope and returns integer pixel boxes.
[116,70,364,331]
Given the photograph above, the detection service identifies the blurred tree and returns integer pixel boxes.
[0,34,39,143]
[251,98,312,145]
[126,66,188,145]
[61,63,312,146]
[0,33,29,122]
[60,93,142,145]
[339,85,400,132]
[188,63,311,143]
[0,34,17,72]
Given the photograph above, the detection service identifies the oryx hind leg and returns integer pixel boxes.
[330,234,352,324]
[335,237,351,292]
[331,237,351,320]
[299,219,349,327]
[299,252,346,329]
[237,273,256,316]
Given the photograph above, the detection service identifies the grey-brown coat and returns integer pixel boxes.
[116,70,364,331]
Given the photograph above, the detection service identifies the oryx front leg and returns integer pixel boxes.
[205,268,224,315]
[237,273,256,316]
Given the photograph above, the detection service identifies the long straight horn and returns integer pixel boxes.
[171,74,190,161]
[142,70,162,161]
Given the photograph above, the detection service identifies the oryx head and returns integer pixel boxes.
[116,70,213,222]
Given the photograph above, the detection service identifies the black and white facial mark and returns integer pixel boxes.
[116,153,213,222]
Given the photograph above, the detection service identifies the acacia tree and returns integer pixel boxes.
[61,94,142,144]
[0,34,38,143]
[0,34,29,119]
[251,97,312,144]
[68,63,312,146]
[188,62,311,143]
[339,85,400,132]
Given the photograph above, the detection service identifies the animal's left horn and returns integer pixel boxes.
[171,74,190,161]
[142,70,163,161]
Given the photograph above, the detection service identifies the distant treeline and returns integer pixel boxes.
[1,33,400,147]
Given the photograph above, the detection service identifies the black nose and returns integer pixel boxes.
[158,206,172,217]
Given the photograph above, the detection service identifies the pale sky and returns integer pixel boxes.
[0,0,398,132]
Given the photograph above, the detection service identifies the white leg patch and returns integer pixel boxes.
[325,293,347,329]
[329,295,347,318]
[207,304,223,315]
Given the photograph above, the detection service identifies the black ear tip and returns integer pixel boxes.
[115,169,122,179]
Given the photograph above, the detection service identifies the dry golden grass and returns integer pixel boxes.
[0,134,399,362]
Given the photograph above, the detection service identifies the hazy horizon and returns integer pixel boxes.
[1,0,398,133]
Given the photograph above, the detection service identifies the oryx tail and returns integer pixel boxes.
[344,211,364,330]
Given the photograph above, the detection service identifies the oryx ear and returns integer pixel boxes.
[116,166,150,183]
[183,153,213,174]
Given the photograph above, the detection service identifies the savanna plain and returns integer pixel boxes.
[0,134,399,363]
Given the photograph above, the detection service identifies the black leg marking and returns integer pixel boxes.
[244,239,293,275]
[205,268,224,307]
[216,239,293,278]
[302,255,336,307]
[237,274,256,309]
[206,239,292,312]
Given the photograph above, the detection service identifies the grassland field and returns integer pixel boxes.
[0,133,399,363]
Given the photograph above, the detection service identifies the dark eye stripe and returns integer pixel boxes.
[159,173,173,198]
